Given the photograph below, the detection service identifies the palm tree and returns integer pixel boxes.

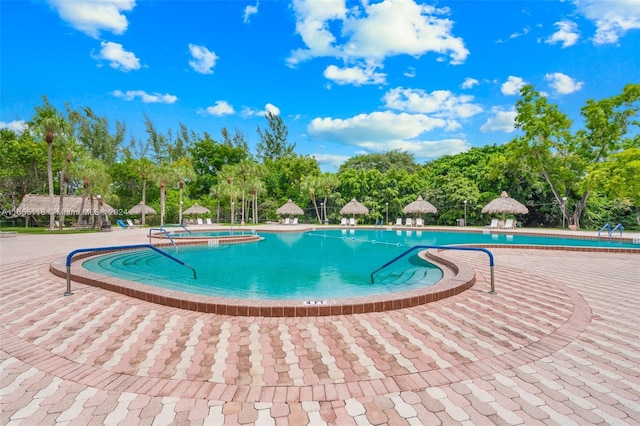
[247,175,265,224]
[319,173,339,223]
[28,98,68,229]
[57,154,72,230]
[300,174,321,222]
[218,165,237,224]
[234,159,260,225]
[131,158,154,225]
[70,156,108,230]
[171,159,196,224]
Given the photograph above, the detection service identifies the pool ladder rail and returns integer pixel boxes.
[64,244,196,296]
[598,223,623,238]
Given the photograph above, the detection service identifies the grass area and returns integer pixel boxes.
[0,226,100,235]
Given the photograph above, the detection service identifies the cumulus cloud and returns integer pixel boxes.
[501,76,526,95]
[0,120,27,133]
[546,20,580,48]
[288,0,468,69]
[47,0,135,38]
[244,3,258,23]
[92,41,140,71]
[461,77,479,89]
[188,44,218,74]
[323,64,387,85]
[312,153,351,170]
[545,72,584,94]
[574,0,640,44]
[200,101,234,116]
[382,88,483,121]
[480,107,517,133]
[112,90,177,104]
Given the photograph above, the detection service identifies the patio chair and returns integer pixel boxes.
[415,218,424,227]
[485,218,499,229]
[197,218,204,225]
[340,217,348,226]
[126,219,138,227]
[292,217,299,225]
[349,217,356,226]
[395,218,402,226]
[405,218,413,227]
[205,218,212,225]
[284,217,291,225]
[117,219,129,229]
[502,218,515,229]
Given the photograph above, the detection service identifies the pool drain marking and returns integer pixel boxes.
[303,300,336,305]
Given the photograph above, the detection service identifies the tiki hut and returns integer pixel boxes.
[128,202,157,216]
[340,198,369,217]
[183,203,210,216]
[482,191,529,222]
[403,195,437,217]
[16,194,116,216]
[276,199,304,217]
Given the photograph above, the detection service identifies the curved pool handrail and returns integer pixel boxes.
[370,245,496,294]
[148,227,178,250]
[64,244,197,296]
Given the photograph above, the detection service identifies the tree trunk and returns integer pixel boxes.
[141,177,147,225]
[47,141,55,230]
[572,191,590,229]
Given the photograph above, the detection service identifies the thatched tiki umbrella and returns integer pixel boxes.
[128,202,157,216]
[482,191,528,223]
[183,203,211,217]
[340,198,369,219]
[276,199,304,217]
[403,195,437,219]
[16,194,116,227]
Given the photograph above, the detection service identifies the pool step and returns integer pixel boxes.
[375,267,433,285]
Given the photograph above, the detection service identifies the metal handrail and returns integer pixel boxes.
[148,227,178,249]
[64,244,197,296]
[370,245,496,294]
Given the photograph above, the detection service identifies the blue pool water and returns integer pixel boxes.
[83,229,637,300]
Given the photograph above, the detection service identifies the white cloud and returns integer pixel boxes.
[47,0,135,38]
[501,76,526,95]
[188,44,217,75]
[244,3,258,23]
[242,103,281,117]
[312,153,351,170]
[0,120,27,133]
[289,0,468,68]
[323,64,387,85]
[544,72,584,94]
[461,77,479,89]
[480,107,517,133]
[574,0,640,44]
[510,26,530,39]
[93,41,140,72]
[546,20,580,48]
[112,90,177,104]
[201,101,234,116]
[382,88,483,121]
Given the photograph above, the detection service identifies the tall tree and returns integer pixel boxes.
[256,112,295,162]
[28,97,69,229]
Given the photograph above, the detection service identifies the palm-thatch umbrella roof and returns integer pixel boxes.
[128,202,157,216]
[276,199,304,216]
[403,195,437,216]
[340,198,369,216]
[183,203,210,216]
[482,191,529,219]
[15,194,116,216]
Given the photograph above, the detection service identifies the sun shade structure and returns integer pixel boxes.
[128,202,157,216]
[403,195,437,216]
[183,203,210,216]
[482,191,529,219]
[15,194,117,216]
[276,199,304,216]
[340,198,369,216]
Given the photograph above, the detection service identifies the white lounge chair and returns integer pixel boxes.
[485,218,499,229]
[284,217,291,225]
[395,218,402,226]
[292,217,299,225]
[502,218,515,229]
[405,218,413,227]
[126,219,138,227]
[340,217,348,226]
[349,217,356,226]
[197,217,204,225]
[415,218,424,227]
[205,218,212,225]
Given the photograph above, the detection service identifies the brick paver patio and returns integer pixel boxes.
[1,227,639,425]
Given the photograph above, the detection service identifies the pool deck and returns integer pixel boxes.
[1,225,639,425]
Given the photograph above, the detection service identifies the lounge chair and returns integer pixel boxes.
[284,217,291,225]
[405,218,413,227]
[205,218,212,225]
[126,219,138,227]
[349,217,356,226]
[502,218,515,229]
[485,218,499,229]
[197,218,204,225]
[395,218,402,226]
[117,219,129,229]
[415,218,424,227]
[292,217,299,225]
[340,217,348,226]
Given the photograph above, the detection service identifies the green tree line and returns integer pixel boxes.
[1,84,638,230]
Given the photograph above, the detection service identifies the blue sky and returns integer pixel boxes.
[2,0,639,171]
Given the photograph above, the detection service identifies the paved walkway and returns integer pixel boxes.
[1,227,639,425]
